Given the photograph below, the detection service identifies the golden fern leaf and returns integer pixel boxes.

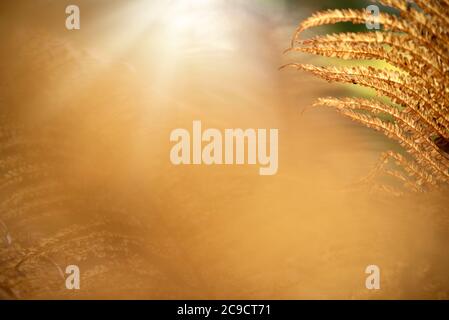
[0,33,161,298]
[292,35,449,97]
[364,151,438,188]
[315,97,449,169]
[375,0,449,33]
[287,42,436,86]
[413,0,449,28]
[283,64,449,138]
[292,8,449,65]
[286,2,449,192]
[338,109,449,181]
[296,32,449,84]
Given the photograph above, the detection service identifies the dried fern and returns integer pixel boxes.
[0,36,143,298]
[0,32,202,298]
[284,0,449,192]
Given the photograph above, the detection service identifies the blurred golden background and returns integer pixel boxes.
[0,0,448,299]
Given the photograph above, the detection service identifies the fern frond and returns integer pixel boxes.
[413,0,449,29]
[374,0,449,32]
[283,64,449,138]
[335,109,449,182]
[384,151,437,186]
[314,97,449,168]
[294,32,449,86]
[288,42,435,85]
[292,9,449,65]
[287,0,449,193]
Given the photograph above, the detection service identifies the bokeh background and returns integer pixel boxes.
[0,0,448,299]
